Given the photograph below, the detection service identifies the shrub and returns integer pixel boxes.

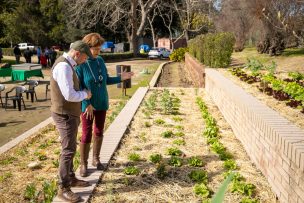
[161,130,174,138]
[168,156,183,167]
[188,156,204,167]
[100,52,133,61]
[223,159,237,170]
[149,154,162,164]
[124,166,140,175]
[128,153,141,162]
[173,139,186,146]
[174,131,185,137]
[231,181,256,197]
[166,147,183,156]
[154,119,165,125]
[188,32,235,68]
[193,183,211,198]
[188,170,208,183]
[169,47,189,62]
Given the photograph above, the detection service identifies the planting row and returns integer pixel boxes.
[229,59,304,113]
[196,97,259,203]
[90,89,275,203]
[0,100,125,203]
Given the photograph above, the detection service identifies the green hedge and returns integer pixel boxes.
[169,47,189,62]
[2,48,15,56]
[2,49,133,61]
[188,32,235,68]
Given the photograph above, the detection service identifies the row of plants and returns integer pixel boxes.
[229,58,304,113]
[196,97,259,203]
[122,89,216,202]
[0,100,126,203]
[188,32,235,68]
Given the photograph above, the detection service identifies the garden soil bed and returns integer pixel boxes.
[90,88,276,203]
[218,69,304,129]
[0,100,123,203]
[157,62,193,87]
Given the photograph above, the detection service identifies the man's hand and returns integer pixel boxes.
[84,89,92,100]
[84,104,95,120]
[121,70,134,81]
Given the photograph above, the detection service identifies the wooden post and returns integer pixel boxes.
[116,65,131,97]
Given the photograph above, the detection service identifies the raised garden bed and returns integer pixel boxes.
[0,100,125,203]
[89,88,275,203]
[219,68,304,129]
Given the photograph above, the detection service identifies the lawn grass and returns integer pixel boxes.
[233,47,304,63]
[232,47,304,72]
[1,59,20,65]
[107,63,160,99]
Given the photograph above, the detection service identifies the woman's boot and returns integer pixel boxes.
[79,143,91,177]
[92,136,104,170]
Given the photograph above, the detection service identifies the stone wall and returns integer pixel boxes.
[184,53,205,87]
[204,68,304,203]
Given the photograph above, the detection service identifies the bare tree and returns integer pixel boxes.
[147,7,158,47]
[157,1,176,49]
[172,0,212,41]
[215,0,255,51]
[261,0,304,46]
[64,0,160,55]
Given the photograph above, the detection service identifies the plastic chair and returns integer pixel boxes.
[23,80,38,102]
[5,86,27,111]
[0,84,5,108]
[45,81,50,100]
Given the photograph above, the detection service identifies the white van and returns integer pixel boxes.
[18,43,35,51]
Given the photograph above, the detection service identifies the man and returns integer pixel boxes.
[13,44,21,64]
[0,46,3,63]
[49,47,57,66]
[23,48,32,63]
[51,40,93,202]
[36,46,41,64]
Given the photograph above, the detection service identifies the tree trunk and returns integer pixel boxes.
[131,0,138,56]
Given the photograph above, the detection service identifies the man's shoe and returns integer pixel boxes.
[57,187,81,203]
[70,176,90,187]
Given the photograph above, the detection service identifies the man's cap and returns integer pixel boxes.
[70,40,93,58]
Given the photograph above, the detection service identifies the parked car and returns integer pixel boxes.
[101,41,115,53]
[148,47,171,59]
[18,43,35,51]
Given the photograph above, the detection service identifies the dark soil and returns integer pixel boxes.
[157,62,193,87]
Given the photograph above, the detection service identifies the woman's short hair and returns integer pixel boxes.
[82,33,105,48]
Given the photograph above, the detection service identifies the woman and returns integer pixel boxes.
[76,33,134,177]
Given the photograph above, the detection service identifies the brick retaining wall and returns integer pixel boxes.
[184,53,205,87]
[205,68,304,203]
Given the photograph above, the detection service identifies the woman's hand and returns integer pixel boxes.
[121,70,134,81]
[85,104,95,120]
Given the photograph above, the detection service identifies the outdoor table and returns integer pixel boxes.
[0,68,12,78]
[11,69,44,81]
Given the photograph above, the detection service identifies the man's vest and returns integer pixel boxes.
[50,56,81,117]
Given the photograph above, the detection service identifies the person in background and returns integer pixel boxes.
[36,46,41,64]
[76,33,134,177]
[45,47,50,66]
[0,46,3,63]
[23,48,32,63]
[50,47,57,66]
[13,44,21,64]
[40,51,47,68]
[51,40,93,202]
